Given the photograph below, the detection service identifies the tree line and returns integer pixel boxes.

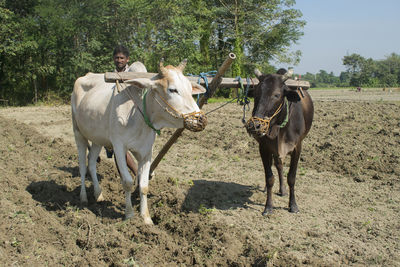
[0,0,304,105]
[301,53,400,88]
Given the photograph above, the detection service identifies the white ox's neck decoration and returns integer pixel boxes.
[71,59,206,224]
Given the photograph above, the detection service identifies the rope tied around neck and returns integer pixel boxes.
[142,90,161,135]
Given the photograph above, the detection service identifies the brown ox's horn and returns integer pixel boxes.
[282,68,294,81]
[159,58,167,76]
[254,68,262,79]
[177,59,187,72]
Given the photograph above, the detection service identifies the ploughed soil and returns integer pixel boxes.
[0,88,399,266]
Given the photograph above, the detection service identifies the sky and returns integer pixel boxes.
[280,0,400,75]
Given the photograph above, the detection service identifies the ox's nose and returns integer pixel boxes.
[246,120,255,132]
[183,111,207,132]
[246,117,264,137]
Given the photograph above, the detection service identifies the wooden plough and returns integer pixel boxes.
[104,53,310,173]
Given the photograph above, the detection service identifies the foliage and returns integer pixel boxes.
[338,53,400,87]
[299,53,400,88]
[0,0,305,105]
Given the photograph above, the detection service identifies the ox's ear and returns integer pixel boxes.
[284,87,301,102]
[125,78,155,89]
[191,82,207,95]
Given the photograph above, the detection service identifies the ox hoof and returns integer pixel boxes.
[95,192,104,202]
[124,212,134,221]
[289,206,299,213]
[262,208,273,216]
[262,186,267,193]
[278,190,287,196]
[80,194,88,205]
[143,217,154,225]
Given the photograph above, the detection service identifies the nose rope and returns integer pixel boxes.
[149,90,207,132]
[152,91,184,119]
[246,99,286,134]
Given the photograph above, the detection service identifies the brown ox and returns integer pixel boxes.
[245,69,314,215]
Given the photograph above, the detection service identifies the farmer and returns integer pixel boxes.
[113,45,130,72]
[104,45,138,177]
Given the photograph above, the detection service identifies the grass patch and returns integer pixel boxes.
[206,97,254,104]
[309,87,353,91]
[198,204,216,216]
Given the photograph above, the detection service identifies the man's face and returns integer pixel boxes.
[113,52,129,72]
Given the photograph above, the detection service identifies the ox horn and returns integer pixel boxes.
[254,68,262,79]
[177,59,187,72]
[282,68,294,81]
[158,58,167,76]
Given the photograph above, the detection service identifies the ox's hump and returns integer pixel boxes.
[128,61,147,73]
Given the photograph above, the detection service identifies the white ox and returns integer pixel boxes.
[71,60,207,224]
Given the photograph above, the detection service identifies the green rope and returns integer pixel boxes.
[280,98,289,128]
[142,90,161,135]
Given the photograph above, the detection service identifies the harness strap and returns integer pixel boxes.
[142,90,161,135]
[279,98,289,128]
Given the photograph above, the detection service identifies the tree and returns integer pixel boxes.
[339,71,349,84]
[1,0,307,105]
[342,53,365,74]
[343,54,367,86]
[0,2,41,104]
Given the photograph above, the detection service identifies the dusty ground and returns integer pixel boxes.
[0,88,399,266]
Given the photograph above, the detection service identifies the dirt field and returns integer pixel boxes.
[0,88,399,266]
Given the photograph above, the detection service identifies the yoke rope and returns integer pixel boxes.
[204,76,252,121]
[234,76,251,124]
[198,71,217,96]
[195,71,217,104]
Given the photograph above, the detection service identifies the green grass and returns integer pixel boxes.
[205,97,239,103]
[202,97,255,105]
[309,87,387,91]
[198,204,216,215]
[309,87,353,91]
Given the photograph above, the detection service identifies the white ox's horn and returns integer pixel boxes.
[159,58,167,76]
[282,68,294,81]
[254,68,262,79]
[177,59,187,72]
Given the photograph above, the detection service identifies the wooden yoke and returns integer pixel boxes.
[103,54,310,175]
[104,66,310,90]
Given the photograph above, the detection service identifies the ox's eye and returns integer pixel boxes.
[274,93,280,99]
[168,88,178,94]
